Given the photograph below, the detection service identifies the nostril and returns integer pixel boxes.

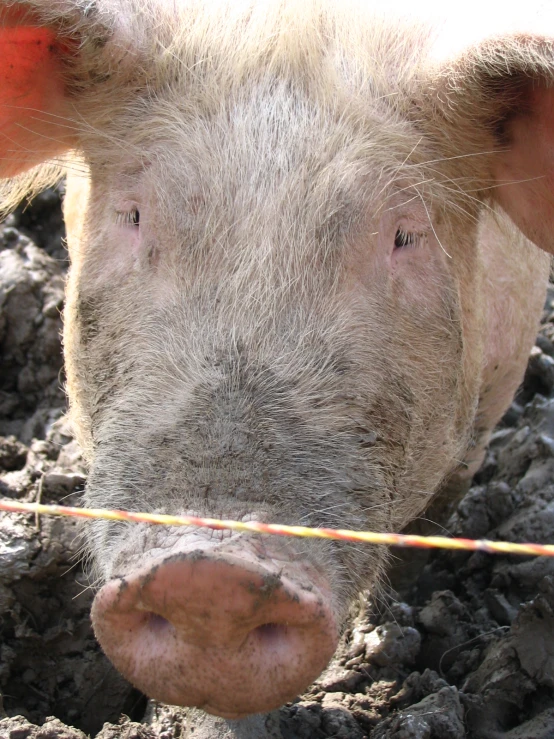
[252,622,288,647]
[146,612,172,634]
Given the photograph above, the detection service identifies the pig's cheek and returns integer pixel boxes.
[389,235,429,276]
[116,224,142,270]
[390,243,449,305]
[88,227,143,287]
[391,249,421,280]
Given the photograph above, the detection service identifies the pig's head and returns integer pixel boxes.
[1,0,553,719]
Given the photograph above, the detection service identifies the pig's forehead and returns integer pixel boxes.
[88,78,439,212]
[80,3,467,213]
[85,0,436,165]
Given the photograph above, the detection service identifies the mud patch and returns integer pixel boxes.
[1,194,554,738]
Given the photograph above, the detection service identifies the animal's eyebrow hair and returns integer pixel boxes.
[106,163,151,190]
[120,163,150,178]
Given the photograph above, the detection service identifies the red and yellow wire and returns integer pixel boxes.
[1,498,553,557]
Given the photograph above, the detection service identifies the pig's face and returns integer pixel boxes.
[66,79,478,574]
[63,70,482,713]
[2,0,553,721]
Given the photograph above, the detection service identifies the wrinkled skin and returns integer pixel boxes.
[1,0,553,720]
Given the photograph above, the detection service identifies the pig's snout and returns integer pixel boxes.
[91,548,338,718]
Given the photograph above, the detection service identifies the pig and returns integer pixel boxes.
[1,0,553,721]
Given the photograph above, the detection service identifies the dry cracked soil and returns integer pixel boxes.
[1,189,554,739]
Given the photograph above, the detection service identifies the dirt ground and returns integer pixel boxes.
[1,190,554,739]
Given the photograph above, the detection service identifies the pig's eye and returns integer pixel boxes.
[116,208,140,227]
[394,228,420,249]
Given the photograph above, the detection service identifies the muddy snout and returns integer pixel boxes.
[91,545,339,718]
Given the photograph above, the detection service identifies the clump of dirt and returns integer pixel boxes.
[0,190,66,442]
[1,194,554,738]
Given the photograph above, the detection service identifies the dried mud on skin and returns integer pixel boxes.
[1,192,554,739]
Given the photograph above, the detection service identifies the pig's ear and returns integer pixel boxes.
[0,2,138,187]
[0,4,75,178]
[425,29,554,253]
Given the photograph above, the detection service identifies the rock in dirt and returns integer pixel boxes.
[462,579,554,737]
[372,685,465,739]
[0,219,65,441]
[0,715,86,739]
[505,708,554,739]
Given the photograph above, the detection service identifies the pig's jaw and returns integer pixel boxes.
[91,540,340,717]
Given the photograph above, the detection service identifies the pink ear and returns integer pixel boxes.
[0,7,76,177]
[493,84,554,254]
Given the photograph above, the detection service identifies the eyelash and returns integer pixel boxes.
[115,208,140,227]
[394,228,422,249]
